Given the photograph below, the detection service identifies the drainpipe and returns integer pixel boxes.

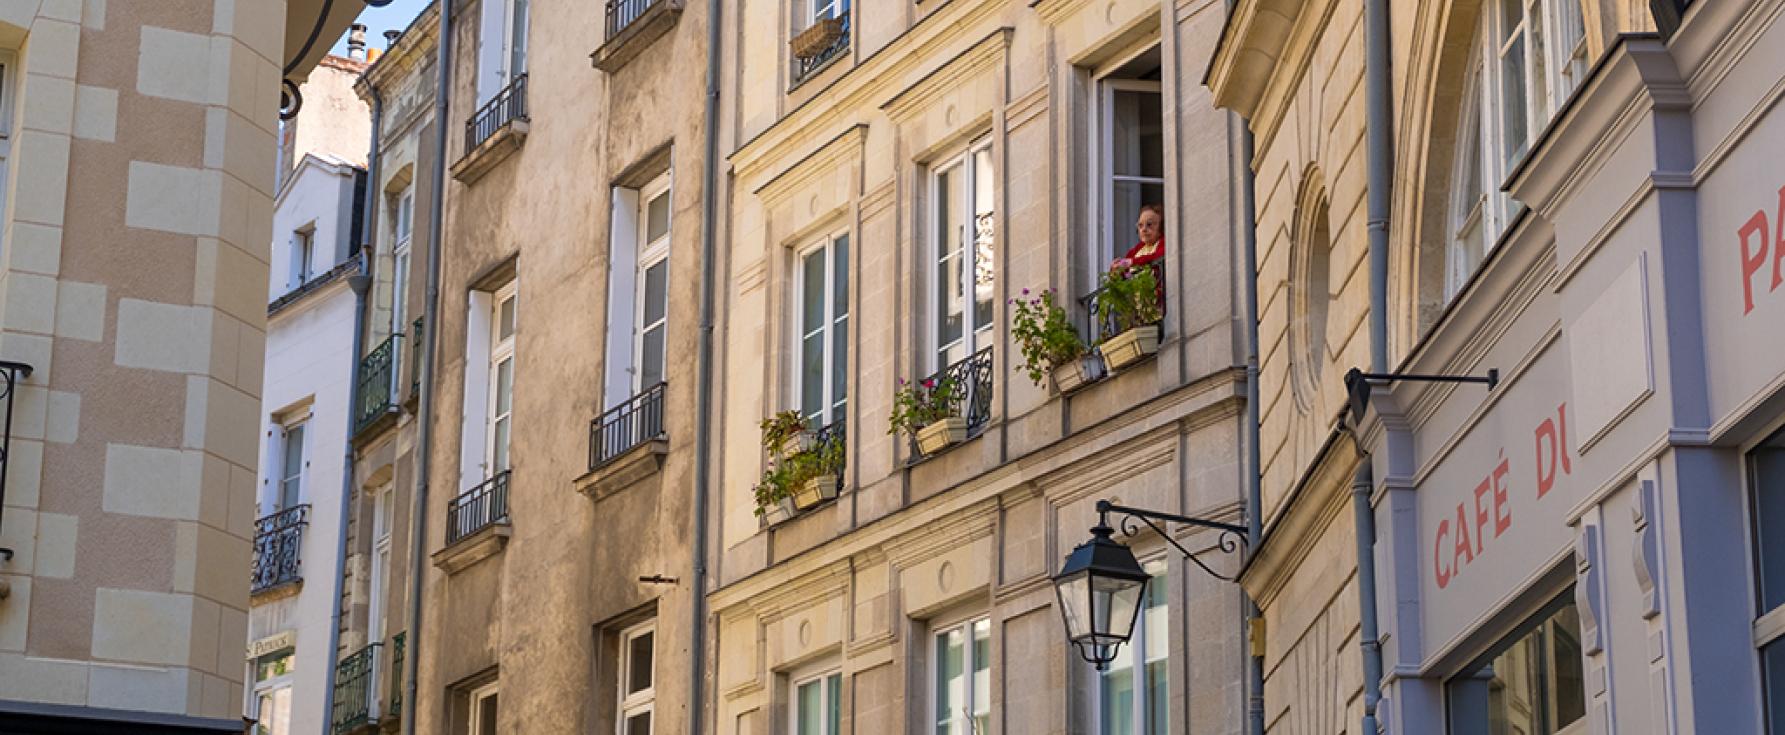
[689,0,724,731]
[1237,116,1265,735]
[1358,0,1392,730]
[322,88,383,735]
[400,2,451,733]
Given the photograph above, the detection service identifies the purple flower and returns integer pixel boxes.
[1021,288,1030,295]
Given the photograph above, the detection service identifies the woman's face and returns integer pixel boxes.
[1137,209,1163,245]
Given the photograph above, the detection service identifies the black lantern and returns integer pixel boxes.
[1052,517,1150,670]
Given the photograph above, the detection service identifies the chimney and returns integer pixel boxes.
[385,30,403,49]
[347,23,367,61]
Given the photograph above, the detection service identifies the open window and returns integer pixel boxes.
[1089,48,1164,281]
[790,0,851,85]
[460,279,517,487]
[605,172,672,407]
[476,0,529,104]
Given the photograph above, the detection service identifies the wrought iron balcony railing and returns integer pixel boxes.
[811,419,845,495]
[251,505,309,594]
[447,470,511,545]
[0,360,33,562]
[1077,260,1166,346]
[792,14,850,86]
[590,382,667,470]
[465,74,528,154]
[331,642,382,733]
[909,348,994,456]
[408,317,424,400]
[355,332,402,434]
[388,631,406,720]
[605,0,661,40]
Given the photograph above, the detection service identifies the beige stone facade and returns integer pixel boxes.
[0,0,357,730]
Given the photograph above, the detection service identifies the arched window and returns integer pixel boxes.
[1445,0,1588,300]
[1290,186,1332,414]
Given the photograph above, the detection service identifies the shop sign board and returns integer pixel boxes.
[1705,102,1785,427]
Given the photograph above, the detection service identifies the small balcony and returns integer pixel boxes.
[331,642,382,734]
[388,632,406,721]
[435,471,512,573]
[755,415,845,525]
[251,505,308,596]
[452,74,529,183]
[903,348,994,461]
[579,382,669,499]
[594,0,684,72]
[791,14,850,88]
[407,317,424,405]
[355,332,402,437]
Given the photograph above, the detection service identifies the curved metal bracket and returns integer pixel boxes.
[1096,500,1247,582]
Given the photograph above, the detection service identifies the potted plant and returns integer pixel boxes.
[754,411,845,521]
[1093,263,1164,371]
[788,433,843,510]
[889,375,965,456]
[791,15,847,59]
[1011,288,1101,393]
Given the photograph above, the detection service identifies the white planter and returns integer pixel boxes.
[791,475,839,510]
[1051,355,1105,394]
[762,497,797,525]
[1101,324,1160,371]
[915,416,969,456]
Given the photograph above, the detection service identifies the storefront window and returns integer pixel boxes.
[1445,598,1586,735]
[1748,429,1785,733]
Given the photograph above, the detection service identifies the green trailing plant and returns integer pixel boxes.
[752,411,844,516]
[1010,288,1088,386]
[887,374,961,438]
[1093,263,1164,336]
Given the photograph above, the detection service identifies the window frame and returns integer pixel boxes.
[1091,74,1164,280]
[633,173,672,395]
[250,648,296,735]
[1092,560,1169,735]
[1442,592,1587,735]
[927,136,996,373]
[485,282,518,476]
[369,484,393,644]
[291,227,316,289]
[277,420,306,512]
[618,619,656,735]
[392,188,415,328]
[793,231,850,427]
[929,614,992,735]
[468,680,500,735]
[787,667,843,735]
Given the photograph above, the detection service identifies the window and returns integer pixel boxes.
[619,621,655,735]
[1750,429,1785,733]
[933,617,991,735]
[1445,0,1586,300]
[289,228,315,290]
[931,139,995,371]
[277,422,305,512]
[1445,596,1586,735]
[392,188,414,328]
[791,670,842,735]
[488,284,517,475]
[798,233,849,426]
[468,682,500,735]
[1091,50,1165,276]
[251,648,295,735]
[604,173,672,407]
[1098,564,1168,735]
[476,0,530,102]
[369,485,393,644]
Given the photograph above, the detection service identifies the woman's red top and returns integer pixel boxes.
[1122,240,1165,267]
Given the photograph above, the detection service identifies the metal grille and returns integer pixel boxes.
[606,0,660,40]
[0,361,33,562]
[590,382,668,470]
[388,632,405,720]
[355,332,401,433]
[409,317,424,400]
[909,348,994,457]
[331,642,382,733]
[446,470,511,545]
[465,74,529,154]
[811,419,845,495]
[792,14,850,86]
[251,505,309,593]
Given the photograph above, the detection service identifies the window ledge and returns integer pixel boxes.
[250,578,303,603]
[451,120,528,184]
[574,438,669,500]
[788,44,850,93]
[431,522,511,574]
[904,427,989,467]
[591,0,683,73]
[351,407,401,447]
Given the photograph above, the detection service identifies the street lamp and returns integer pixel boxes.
[1053,499,1248,670]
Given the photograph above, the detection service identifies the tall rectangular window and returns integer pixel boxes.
[278,422,305,511]
[619,621,656,735]
[477,0,530,102]
[1099,564,1168,735]
[1445,596,1585,735]
[369,486,393,644]
[604,173,672,408]
[798,233,849,426]
[1092,50,1165,275]
[252,648,295,735]
[792,670,842,735]
[487,284,517,475]
[1751,429,1785,733]
[931,139,995,371]
[392,188,414,328]
[289,228,315,290]
[635,177,671,392]
[933,617,991,735]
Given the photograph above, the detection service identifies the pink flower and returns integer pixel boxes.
[922,379,935,388]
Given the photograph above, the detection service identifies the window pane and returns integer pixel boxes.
[492,415,510,473]
[833,235,849,318]
[1110,89,1164,179]
[798,679,824,735]
[936,627,965,735]
[280,426,303,509]
[827,673,842,735]
[971,619,991,724]
[1764,639,1785,734]
[803,250,827,338]
[646,191,670,244]
[802,332,825,422]
[1101,663,1136,735]
[509,0,528,74]
[498,295,516,341]
[495,357,513,416]
[641,325,665,389]
[478,691,499,733]
[1446,598,1585,735]
[1145,659,1168,735]
[1549,607,1585,727]
[1527,1,1549,121]
[972,149,996,343]
[1500,35,1529,168]
[643,260,668,327]
[626,713,652,735]
[936,165,965,367]
[831,317,847,422]
[1755,438,1785,610]
[629,631,654,695]
[1499,0,1523,42]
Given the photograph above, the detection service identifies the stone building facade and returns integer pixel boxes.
[1211,0,1785,732]
[707,1,1253,734]
[0,0,357,731]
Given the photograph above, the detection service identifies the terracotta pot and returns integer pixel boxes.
[1101,324,1160,371]
[791,16,846,59]
[915,416,968,456]
[791,475,839,510]
[1051,354,1105,394]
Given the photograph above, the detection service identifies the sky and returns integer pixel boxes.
[327,0,432,58]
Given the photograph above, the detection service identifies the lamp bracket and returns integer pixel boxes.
[1095,500,1246,582]
[1345,367,1499,425]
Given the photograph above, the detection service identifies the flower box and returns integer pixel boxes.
[762,497,797,525]
[791,17,846,59]
[1102,324,1160,371]
[791,474,839,510]
[1051,355,1105,394]
[916,416,968,456]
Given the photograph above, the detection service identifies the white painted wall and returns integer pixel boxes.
[270,156,361,294]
